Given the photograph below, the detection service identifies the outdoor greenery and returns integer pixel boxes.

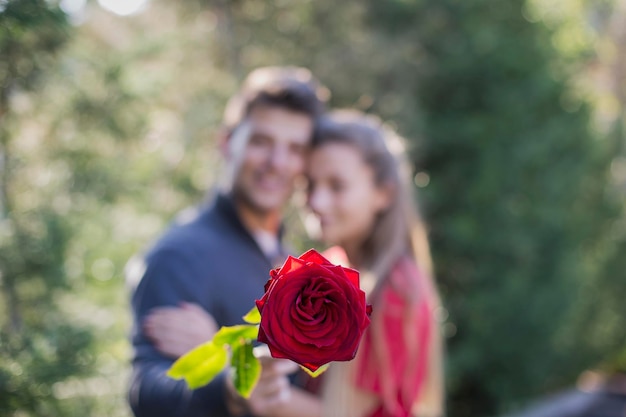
[1,0,625,416]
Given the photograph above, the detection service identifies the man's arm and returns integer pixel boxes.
[128,248,234,417]
[129,361,233,417]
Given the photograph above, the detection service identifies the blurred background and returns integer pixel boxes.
[1,0,625,416]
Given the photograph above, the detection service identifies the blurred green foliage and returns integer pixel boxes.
[0,0,625,416]
[0,1,96,415]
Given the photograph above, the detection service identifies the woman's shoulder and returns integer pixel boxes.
[388,255,424,288]
[385,255,435,307]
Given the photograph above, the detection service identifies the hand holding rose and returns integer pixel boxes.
[247,354,299,416]
[225,352,298,416]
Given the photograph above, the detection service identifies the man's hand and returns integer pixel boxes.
[226,348,299,417]
[143,302,218,358]
[247,356,298,416]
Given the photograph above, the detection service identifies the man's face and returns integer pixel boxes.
[230,105,314,215]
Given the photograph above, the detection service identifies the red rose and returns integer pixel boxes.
[255,249,372,372]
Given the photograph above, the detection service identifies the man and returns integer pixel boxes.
[127,66,328,417]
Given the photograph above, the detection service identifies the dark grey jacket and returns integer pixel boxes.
[127,192,285,417]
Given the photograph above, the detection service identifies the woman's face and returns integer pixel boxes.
[307,142,390,249]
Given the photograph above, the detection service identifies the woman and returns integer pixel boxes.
[307,110,445,417]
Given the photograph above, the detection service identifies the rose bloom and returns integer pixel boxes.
[256,249,372,372]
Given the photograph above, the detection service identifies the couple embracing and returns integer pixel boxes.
[127,66,444,417]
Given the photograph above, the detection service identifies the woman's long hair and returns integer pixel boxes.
[314,110,444,417]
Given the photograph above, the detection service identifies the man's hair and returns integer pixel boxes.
[222,66,329,131]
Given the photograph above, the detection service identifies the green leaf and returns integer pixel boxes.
[167,341,228,389]
[212,324,259,347]
[242,306,261,324]
[300,363,329,378]
[231,341,262,398]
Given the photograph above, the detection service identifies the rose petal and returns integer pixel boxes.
[298,249,333,266]
[279,255,307,274]
[342,267,361,288]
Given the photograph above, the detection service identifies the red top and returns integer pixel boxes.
[354,258,433,417]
